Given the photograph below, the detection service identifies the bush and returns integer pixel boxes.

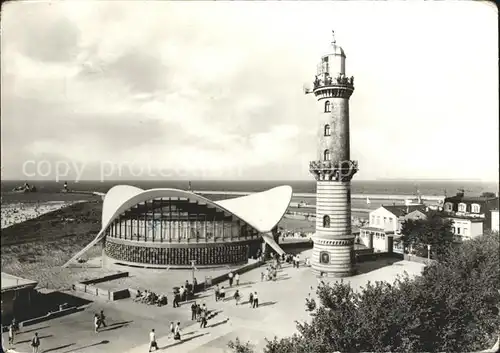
[229,232,500,353]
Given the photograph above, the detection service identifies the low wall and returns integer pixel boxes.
[73,272,131,301]
[79,271,129,285]
[280,240,313,251]
[356,252,404,263]
[404,254,437,265]
[203,259,264,289]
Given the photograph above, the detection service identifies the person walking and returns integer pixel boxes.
[8,324,14,345]
[173,292,180,308]
[214,284,220,302]
[220,286,226,301]
[234,290,241,305]
[191,302,198,321]
[169,322,175,338]
[235,273,240,286]
[193,277,198,294]
[196,304,202,322]
[228,272,234,287]
[174,322,181,341]
[252,292,259,308]
[149,329,158,352]
[99,310,107,328]
[94,314,100,333]
[179,286,186,302]
[31,332,40,353]
[200,309,207,329]
[249,292,254,307]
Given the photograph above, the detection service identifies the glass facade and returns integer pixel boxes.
[106,197,258,243]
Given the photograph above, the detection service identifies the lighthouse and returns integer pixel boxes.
[305,32,358,277]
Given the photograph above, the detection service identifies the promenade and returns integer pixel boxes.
[2,251,425,353]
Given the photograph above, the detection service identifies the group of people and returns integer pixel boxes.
[190,302,209,328]
[134,289,168,306]
[93,310,107,333]
[6,323,41,353]
[148,322,182,352]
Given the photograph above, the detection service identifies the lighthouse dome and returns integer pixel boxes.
[332,44,345,57]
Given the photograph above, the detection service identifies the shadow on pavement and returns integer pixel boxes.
[160,333,207,349]
[60,339,109,353]
[17,334,53,344]
[20,325,50,334]
[258,301,277,308]
[42,343,75,352]
[207,318,229,329]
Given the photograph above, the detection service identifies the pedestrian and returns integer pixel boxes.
[193,277,198,294]
[235,273,240,286]
[228,272,234,287]
[8,324,14,345]
[200,309,207,329]
[169,322,174,337]
[149,329,158,352]
[249,292,254,307]
[173,292,180,308]
[179,286,185,302]
[296,254,300,268]
[202,303,207,316]
[174,322,181,341]
[260,272,265,282]
[214,284,220,301]
[252,292,259,308]
[31,332,40,353]
[99,310,107,328]
[220,286,226,301]
[94,314,100,333]
[234,290,241,305]
[191,302,197,321]
[196,304,202,322]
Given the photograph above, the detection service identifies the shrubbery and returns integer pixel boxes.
[229,232,499,352]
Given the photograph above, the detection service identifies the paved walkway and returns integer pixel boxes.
[2,253,425,353]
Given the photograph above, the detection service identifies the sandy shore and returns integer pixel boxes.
[1,200,86,229]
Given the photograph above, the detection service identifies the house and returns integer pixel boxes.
[442,191,499,239]
[490,209,499,232]
[359,204,428,253]
[1,272,38,324]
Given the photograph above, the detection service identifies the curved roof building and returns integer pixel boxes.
[64,185,291,268]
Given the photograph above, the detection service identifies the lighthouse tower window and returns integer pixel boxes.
[323,149,330,161]
[324,100,331,113]
[323,215,330,228]
[324,124,331,136]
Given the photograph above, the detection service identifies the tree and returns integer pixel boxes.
[228,232,500,353]
[400,210,456,259]
[481,192,496,198]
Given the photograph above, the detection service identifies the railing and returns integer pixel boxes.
[313,74,354,89]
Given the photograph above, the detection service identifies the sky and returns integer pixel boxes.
[1,1,498,181]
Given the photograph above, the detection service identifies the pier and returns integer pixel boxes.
[193,190,444,202]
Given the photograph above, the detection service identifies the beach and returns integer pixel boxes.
[1,200,86,229]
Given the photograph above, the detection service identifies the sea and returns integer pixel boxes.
[1,179,498,196]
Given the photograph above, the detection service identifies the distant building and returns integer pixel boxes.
[1,272,38,323]
[442,191,499,239]
[491,209,499,232]
[359,204,428,253]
